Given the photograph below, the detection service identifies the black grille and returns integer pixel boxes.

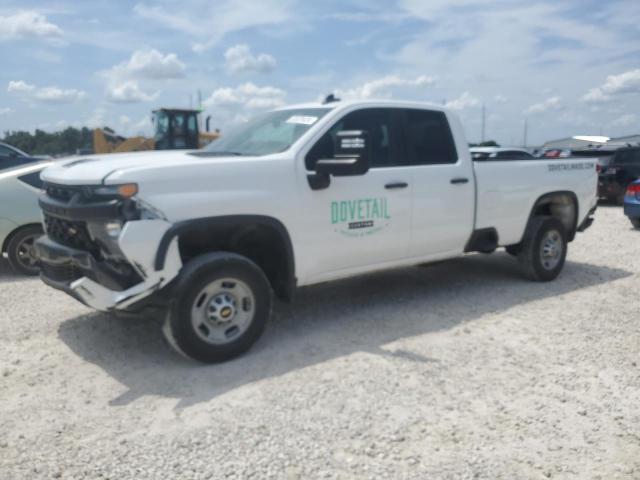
[40,262,82,284]
[44,214,98,255]
[44,183,85,202]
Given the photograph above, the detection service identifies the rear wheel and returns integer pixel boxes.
[630,218,640,229]
[6,225,43,276]
[517,217,567,282]
[505,245,521,256]
[164,252,272,363]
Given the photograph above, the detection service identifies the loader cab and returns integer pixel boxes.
[152,108,200,150]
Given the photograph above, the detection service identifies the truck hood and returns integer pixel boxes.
[40,150,242,185]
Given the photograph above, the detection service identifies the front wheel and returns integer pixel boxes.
[630,218,640,229]
[517,217,567,282]
[164,252,272,363]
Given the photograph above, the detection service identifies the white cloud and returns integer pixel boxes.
[134,0,295,52]
[612,114,637,128]
[8,80,35,92]
[107,81,158,103]
[525,96,562,114]
[224,44,277,75]
[0,108,12,116]
[203,82,286,110]
[106,49,186,80]
[8,80,85,104]
[338,75,435,99]
[0,11,63,41]
[35,86,86,103]
[583,69,640,104]
[494,95,508,104]
[446,92,480,111]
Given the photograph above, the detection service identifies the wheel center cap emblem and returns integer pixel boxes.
[220,307,232,319]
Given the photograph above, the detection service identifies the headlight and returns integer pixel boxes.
[104,221,123,238]
[92,183,138,198]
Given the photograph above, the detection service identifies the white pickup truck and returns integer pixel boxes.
[34,99,598,362]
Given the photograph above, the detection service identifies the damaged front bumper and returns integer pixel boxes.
[35,219,182,311]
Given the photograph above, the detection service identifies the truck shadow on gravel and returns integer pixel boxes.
[0,260,30,284]
[58,253,630,409]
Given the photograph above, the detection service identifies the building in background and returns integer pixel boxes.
[542,136,610,151]
[610,134,640,145]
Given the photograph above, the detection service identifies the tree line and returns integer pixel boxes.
[1,127,93,157]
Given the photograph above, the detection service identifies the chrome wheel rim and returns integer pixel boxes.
[16,234,39,272]
[540,230,563,271]
[190,278,255,345]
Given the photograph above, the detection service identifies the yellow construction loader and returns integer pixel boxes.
[93,108,220,154]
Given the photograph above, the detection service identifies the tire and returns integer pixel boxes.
[630,218,640,229]
[6,225,43,276]
[505,245,521,256]
[164,252,272,363]
[517,217,567,282]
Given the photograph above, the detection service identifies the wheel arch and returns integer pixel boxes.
[523,191,579,243]
[155,215,296,301]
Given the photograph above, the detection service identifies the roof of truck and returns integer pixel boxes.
[275,99,448,112]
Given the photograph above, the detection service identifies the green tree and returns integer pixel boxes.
[1,127,93,157]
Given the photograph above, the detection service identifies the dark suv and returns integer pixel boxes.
[598,146,640,204]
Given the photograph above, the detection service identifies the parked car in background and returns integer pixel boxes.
[598,146,640,204]
[470,147,534,161]
[623,180,640,229]
[571,146,615,174]
[539,148,572,159]
[0,161,51,275]
[0,142,49,171]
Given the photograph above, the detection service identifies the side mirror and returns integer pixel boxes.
[315,130,370,177]
[308,130,371,190]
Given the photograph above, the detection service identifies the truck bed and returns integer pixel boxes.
[473,157,598,246]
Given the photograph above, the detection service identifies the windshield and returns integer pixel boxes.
[204,108,331,156]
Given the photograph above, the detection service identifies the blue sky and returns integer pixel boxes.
[1,0,639,145]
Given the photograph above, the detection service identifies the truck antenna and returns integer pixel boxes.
[323,94,341,105]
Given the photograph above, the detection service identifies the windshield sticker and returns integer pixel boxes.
[286,115,319,126]
[331,197,391,237]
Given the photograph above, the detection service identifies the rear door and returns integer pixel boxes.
[402,108,475,257]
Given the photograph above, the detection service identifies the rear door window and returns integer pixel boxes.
[402,109,458,165]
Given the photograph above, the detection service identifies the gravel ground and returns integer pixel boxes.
[1,205,639,480]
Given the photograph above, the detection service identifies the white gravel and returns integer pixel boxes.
[1,205,639,480]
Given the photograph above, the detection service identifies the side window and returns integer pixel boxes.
[0,145,15,156]
[404,109,458,165]
[187,114,198,137]
[306,108,395,170]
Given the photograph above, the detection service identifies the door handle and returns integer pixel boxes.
[450,178,469,185]
[385,182,409,190]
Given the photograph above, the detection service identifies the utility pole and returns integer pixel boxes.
[523,118,528,147]
[481,103,486,144]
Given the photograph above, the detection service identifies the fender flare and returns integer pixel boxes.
[522,191,579,243]
[154,215,296,296]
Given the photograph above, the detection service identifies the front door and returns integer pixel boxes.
[296,108,412,283]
